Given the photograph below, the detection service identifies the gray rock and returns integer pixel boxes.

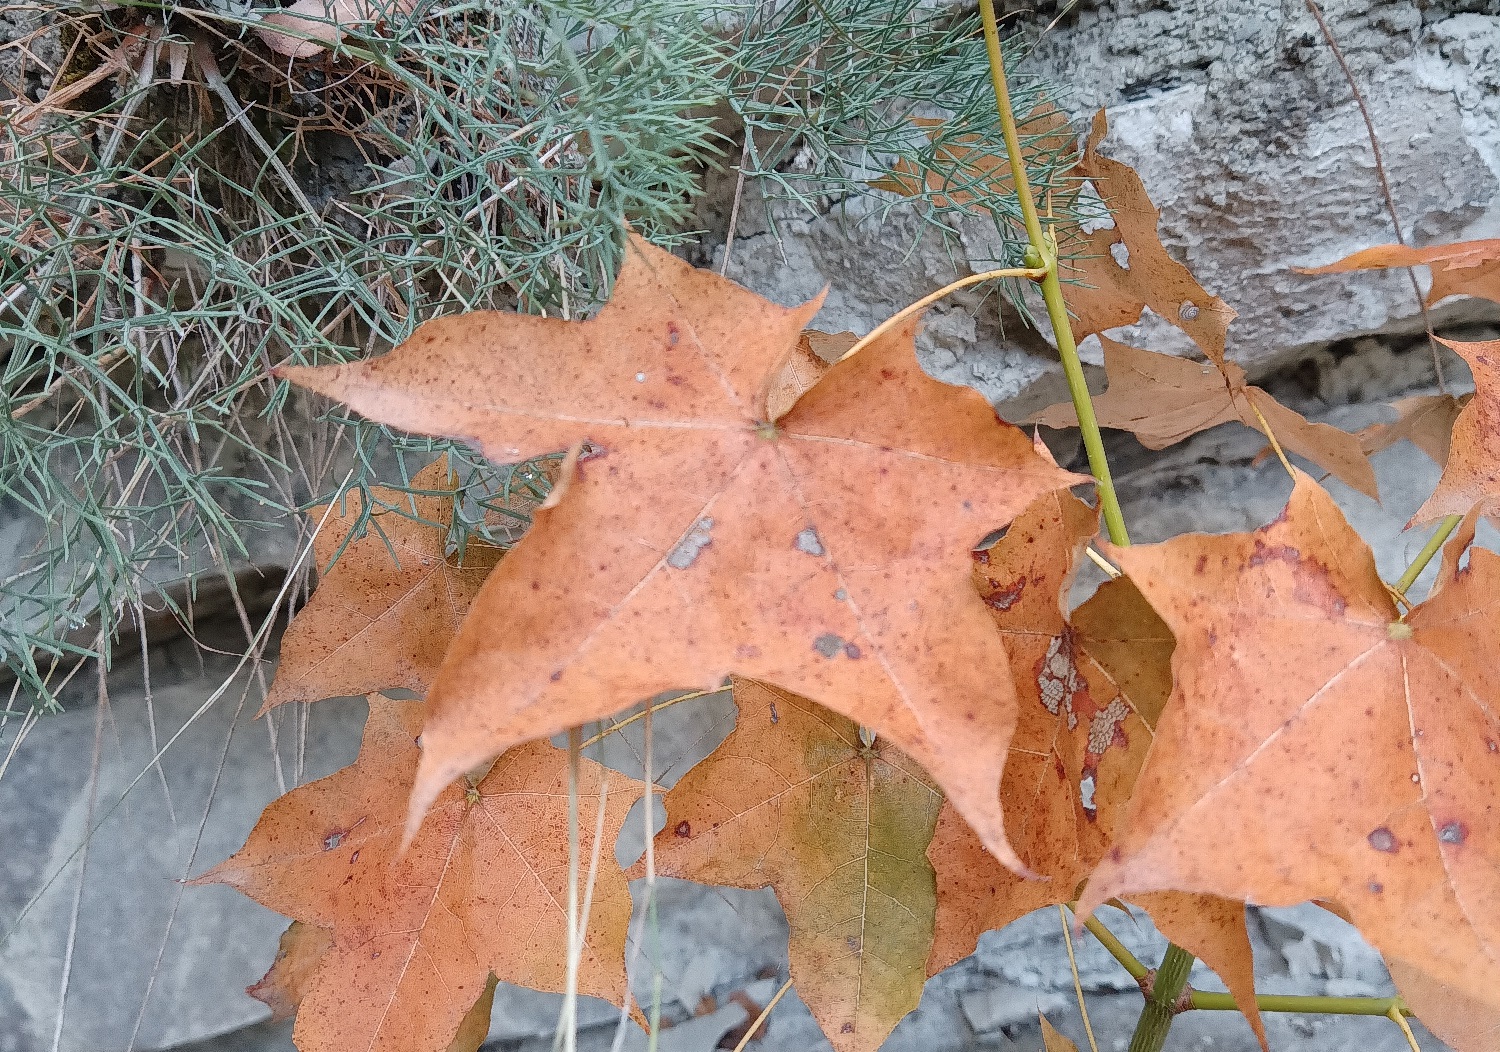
[0,629,367,1052]
[714,0,1500,405]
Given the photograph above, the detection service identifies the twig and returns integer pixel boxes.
[730,978,794,1052]
[1303,0,1447,392]
[1059,905,1101,1052]
[836,265,1047,363]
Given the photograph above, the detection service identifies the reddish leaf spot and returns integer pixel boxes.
[973,550,990,565]
[1438,821,1468,845]
[550,670,563,682]
[843,642,862,660]
[982,578,1026,612]
[1367,827,1398,853]
[350,850,360,864]
[1369,882,1383,894]
[323,830,347,851]
[736,644,762,660]
[769,703,779,724]
[667,323,680,346]
[674,821,692,837]
[841,1024,855,1034]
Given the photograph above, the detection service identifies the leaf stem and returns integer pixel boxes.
[977,0,1129,547]
[1394,514,1462,596]
[1189,990,1411,1017]
[836,265,1046,363]
[1079,908,1418,1019]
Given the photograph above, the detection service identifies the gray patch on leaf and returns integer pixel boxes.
[667,518,715,569]
[813,633,844,658]
[795,526,824,556]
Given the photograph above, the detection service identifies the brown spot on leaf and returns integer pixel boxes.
[1367,827,1398,853]
[674,821,692,838]
[982,578,1026,612]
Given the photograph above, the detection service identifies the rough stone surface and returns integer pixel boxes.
[711,0,1500,402]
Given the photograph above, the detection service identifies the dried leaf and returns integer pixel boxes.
[650,679,941,1052]
[869,107,1075,212]
[279,233,1081,869]
[1388,958,1500,1052]
[1065,112,1237,366]
[198,696,634,1052]
[248,921,334,1023]
[1039,1014,1078,1052]
[257,0,416,58]
[1298,239,1500,307]
[1029,337,1377,499]
[1411,338,1500,524]
[764,330,856,423]
[1359,393,1470,466]
[1081,472,1500,1017]
[447,974,499,1052]
[263,457,501,712]
[925,492,1265,1047]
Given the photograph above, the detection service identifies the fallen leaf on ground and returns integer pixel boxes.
[649,679,941,1052]
[1358,393,1471,466]
[1028,337,1377,499]
[262,457,502,712]
[1411,338,1500,524]
[278,233,1081,869]
[1064,112,1237,366]
[198,695,634,1052]
[257,0,415,58]
[1080,472,1500,1018]
[1298,239,1500,307]
[924,492,1265,1047]
[248,921,334,1023]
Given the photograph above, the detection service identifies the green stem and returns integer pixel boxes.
[1395,513,1463,595]
[1128,944,1195,1052]
[977,0,1129,546]
[1189,991,1411,1016]
[1078,908,1418,1018]
[1080,913,1149,981]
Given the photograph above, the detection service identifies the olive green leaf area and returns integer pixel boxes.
[650,679,942,1052]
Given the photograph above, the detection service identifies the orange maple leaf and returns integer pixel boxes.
[199,696,634,1052]
[925,491,1266,1047]
[1064,112,1237,366]
[1029,337,1377,499]
[1359,392,1470,466]
[277,234,1081,869]
[650,679,942,1052]
[1079,473,1500,1019]
[263,457,502,712]
[1411,338,1500,524]
[1298,238,1500,308]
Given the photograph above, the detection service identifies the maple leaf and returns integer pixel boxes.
[1410,338,1500,524]
[1298,238,1500,308]
[198,695,634,1052]
[263,457,502,713]
[1077,473,1500,1018]
[1064,112,1237,366]
[867,106,1075,211]
[1359,392,1470,466]
[649,678,941,1052]
[923,491,1266,1045]
[1040,1015,1077,1052]
[1029,337,1377,499]
[277,233,1081,869]
[248,921,335,1023]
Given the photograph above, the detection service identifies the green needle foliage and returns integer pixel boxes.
[0,0,1075,708]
